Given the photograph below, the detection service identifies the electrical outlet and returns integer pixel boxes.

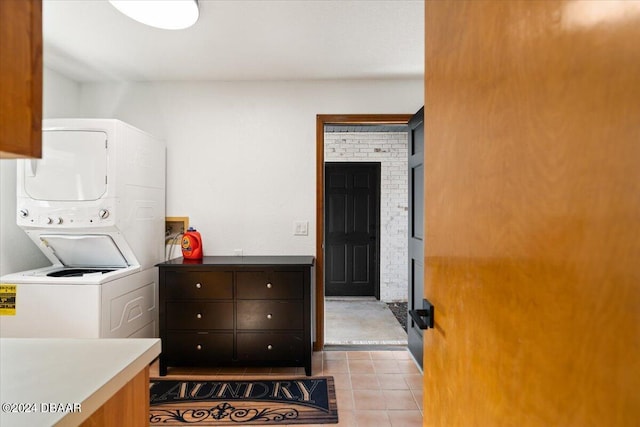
[294,221,308,236]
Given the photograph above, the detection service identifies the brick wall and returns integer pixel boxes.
[325,132,408,302]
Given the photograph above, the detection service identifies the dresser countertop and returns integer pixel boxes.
[157,255,315,267]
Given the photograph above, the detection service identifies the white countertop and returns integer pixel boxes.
[0,338,161,426]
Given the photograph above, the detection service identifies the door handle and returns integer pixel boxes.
[409,298,434,330]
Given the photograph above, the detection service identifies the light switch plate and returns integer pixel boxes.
[294,221,308,236]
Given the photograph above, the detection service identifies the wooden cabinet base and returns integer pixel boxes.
[80,367,150,427]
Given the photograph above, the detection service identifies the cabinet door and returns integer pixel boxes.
[0,0,42,158]
[166,302,233,330]
[237,333,304,361]
[164,271,233,299]
[237,271,303,299]
[237,301,303,330]
[165,332,234,364]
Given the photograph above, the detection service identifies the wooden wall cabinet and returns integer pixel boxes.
[157,256,314,376]
[0,0,42,158]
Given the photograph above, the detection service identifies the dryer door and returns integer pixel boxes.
[24,130,108,201]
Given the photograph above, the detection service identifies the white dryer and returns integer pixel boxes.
[0,119,165,338]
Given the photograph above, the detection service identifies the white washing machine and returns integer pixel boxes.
[0,119,165,338]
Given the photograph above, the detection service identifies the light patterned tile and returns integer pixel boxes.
[154,350,424,427]
[382,390,419,410]
[370,351,396,360]
[354,410,392,427]
[403,374,423,391]
[411,388,424,410]
[373,359,402,374]
[312,358,323,374]
[331,373,352,390]
[350,374,380,390]
[324,350,347,360]
[334,410,357,426]
[324,359,349,374]
[377,373,410,390]
[348,359,375,374]
[335,388,355,411]
[397,359,421,374]
[388,410,423,427]
[393,350,412,360]
[347,350,372,360]
[353,390,385,410]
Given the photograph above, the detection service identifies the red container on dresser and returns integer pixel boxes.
[181,227,203,259]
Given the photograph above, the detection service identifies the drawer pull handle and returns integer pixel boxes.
[266,283,273,289]
[196,313,202,319]
[195,283,202,289]
[196,344,202,350]
[267,344,273,350]
[266,313,273,319]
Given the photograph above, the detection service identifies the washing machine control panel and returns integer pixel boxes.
[17,203,116,228]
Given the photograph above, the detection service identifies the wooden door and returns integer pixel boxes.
[324,162,380,297]
[0,0,42,158]
[423,1,640,425]
[407,107,424,368]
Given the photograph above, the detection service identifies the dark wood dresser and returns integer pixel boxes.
[157,256,314,376]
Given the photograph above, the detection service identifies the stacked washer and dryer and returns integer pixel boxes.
[0,119,165,338]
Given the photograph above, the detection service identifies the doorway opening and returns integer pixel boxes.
[315,115,413,349]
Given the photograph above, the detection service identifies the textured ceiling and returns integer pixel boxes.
[43,0,424,82]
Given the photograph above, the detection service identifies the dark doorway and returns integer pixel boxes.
[324,162,380,297]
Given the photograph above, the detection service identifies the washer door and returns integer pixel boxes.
[40,234,128,268]
[24,130,108,201]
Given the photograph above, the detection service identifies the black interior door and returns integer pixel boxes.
[324,162,380,297]
[408,107,425,369]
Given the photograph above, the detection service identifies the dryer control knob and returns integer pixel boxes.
[54,217,63,225]
[19,209,29,218]
[99,209,110,219]
[46,217,53,224]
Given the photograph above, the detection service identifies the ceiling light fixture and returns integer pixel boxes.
[109,0,199,30]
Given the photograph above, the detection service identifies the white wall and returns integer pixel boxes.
[325,132,408,302]
[79,79,423,257]
[0,68,81,276]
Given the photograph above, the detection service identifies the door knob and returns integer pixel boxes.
[408,298,434,330]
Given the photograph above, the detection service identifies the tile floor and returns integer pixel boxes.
[150,349,423,427]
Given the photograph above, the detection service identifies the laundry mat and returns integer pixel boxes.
[149,377,338,425]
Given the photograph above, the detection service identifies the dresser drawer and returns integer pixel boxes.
[236,332,303,362]
[166,302,233,330]
[236,271,303,299]
[165,271,233,299]
[237,300,303,330]
[165,332,234,364]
